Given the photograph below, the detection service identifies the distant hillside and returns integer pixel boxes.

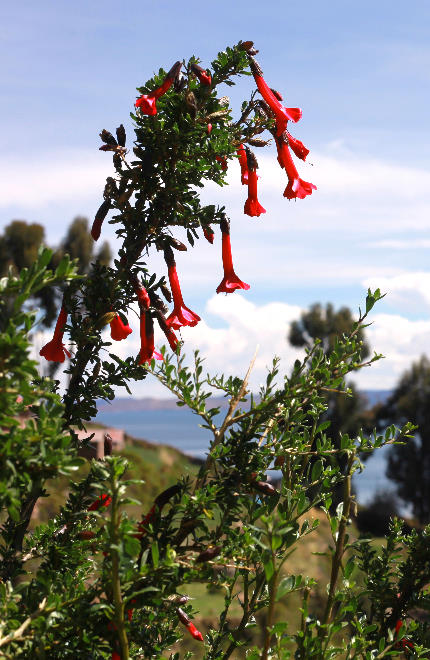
[97,390,392,413]
[97,396,230,412]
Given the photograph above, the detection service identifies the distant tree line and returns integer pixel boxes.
[288,302,430,526]
[0,217,111,327]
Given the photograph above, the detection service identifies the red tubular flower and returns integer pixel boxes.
[190,62,212,86]
[244,150,266,217]
[237,144,249,184]
[203,227,214,244]
[395,620,414,651]
[177,608,204,642]
[249,57,301,135]
[216,218,250,294]
[134,283,150,310]
[39,305,71,363]
[286,133,309,161]
[135,61,181,116]
[277,138,316,200]
[110,314,132,341]
[164,247,200,330]
[139,310,163,365]
[207,122,212,135]
[112,653,121,660]
[186,622,204,642]
[88,493,112,511]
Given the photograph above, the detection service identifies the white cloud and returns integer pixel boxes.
[355,312,430,390]
[0,149,112,209]
[33,286,430,400]
[364,272,430,314]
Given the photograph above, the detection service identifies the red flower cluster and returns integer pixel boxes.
[71,47,317,376]
[249,57,301,136]
[242,54,315,205]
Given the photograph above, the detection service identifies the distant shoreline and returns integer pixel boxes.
[96,390,392,413]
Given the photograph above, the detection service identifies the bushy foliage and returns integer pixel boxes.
[0,41,429,659]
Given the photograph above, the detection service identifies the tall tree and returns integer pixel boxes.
[58,216,112,274]
[381,355,430,524]
[289,303,371,505]
[0,218,111,326]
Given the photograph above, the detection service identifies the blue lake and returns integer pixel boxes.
[94,407,395,507]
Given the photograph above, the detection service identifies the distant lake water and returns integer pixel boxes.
[94,407,394,507]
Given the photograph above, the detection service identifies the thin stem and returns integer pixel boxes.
[110,480,129,660]
[322,453,355,627]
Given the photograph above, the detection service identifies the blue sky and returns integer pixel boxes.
[2,0,430,395]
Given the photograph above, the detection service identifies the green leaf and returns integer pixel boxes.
[276,576,295,600]
[151,542,159,568]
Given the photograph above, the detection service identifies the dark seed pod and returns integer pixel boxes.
[113,154,122,171]
[185,91,198,119]
[78,530,96,540]
[174,72,187,93]
[248,56,263,77]
[245,147,258,170]
[99,129,117,146]
[196,546,221,563]
[104,433,113,456]
[177,608,190,626]
[169,238,188,252]
[247,137,270,147]
[104,177,118,200]
[167,60,182,80]
[240,40,254,52]
[252,480,278,496]
[160,283,172,304]
[220,216,230,234]
[274,455,285,468]
[270,88,283,101]
[172,595,190,605]
[256,99,273,118]
[99,144,117,152]
[116,124,126,147]
[163,245,176,268]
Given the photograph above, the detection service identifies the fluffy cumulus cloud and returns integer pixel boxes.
[34,286,430,400]
[0,150,113,210]
[355,312,430,390]
[365,272,430,314]
[85,294,306,399]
